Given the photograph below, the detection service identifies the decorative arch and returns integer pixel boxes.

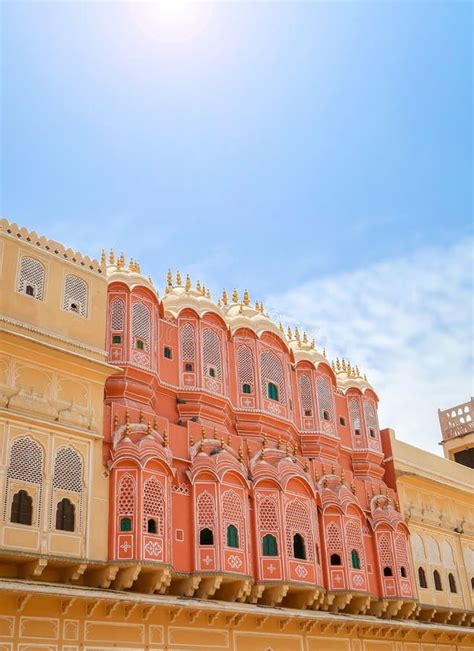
[202,327,223,381]
[18,256,45,300]
[285,499,313,561]
[5,436,43,525]
[316,375,334,421]
[197,491,216,542]
[142,477,164,536]
[260,349,285,404]
[345,519,365,570]
[63,274,88,317]
[221,489,244,547]
[131,301,151,352]
[237,345,255,393]
[110,297,125,332]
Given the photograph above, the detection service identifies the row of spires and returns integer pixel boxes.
[104,261,369,384]
[114,415,394,504]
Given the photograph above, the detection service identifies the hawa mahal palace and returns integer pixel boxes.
[0,218,473,651]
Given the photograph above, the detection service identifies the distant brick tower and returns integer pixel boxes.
[439,397,474,468]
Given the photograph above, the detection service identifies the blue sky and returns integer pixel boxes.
[1,1,472,453]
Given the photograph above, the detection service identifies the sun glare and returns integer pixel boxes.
[128,0,212,44]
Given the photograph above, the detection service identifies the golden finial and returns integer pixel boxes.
[285,441,291,457]
[302,331,308,344]
[322,463,327,475]
[311,338,315,350]
[238,304,243,314]
[125,410,130,424]
[185,274,191,291]
[101,249,106,265]
[304,460,309,472]
[124,420,130,435]
[255,301,260,311]
[278,322,284,333]
[213,427,218,440]
[259,302,264,313]
[227,434,231,446]
[139,409,144,423]
[167,269,173,286]
[277,435,281,450]
[323,348,327,359]
[201,427,206,440]
[153,417,157,429]
[295,326,301,342]
[109,248,115,265]
[341,469,346,483]
[331,464,335,475]
[355,366,360,377]
[336,357,341,371]
[243,289,250,306]
[113,414,118,428]
[222,289,228,305]
[315,470,319,482]
[196,279,202,293]
[206,288,211,299]
[395,500,400,512]
[323,477,328,488]
[117,252,125,270]
[238,444,244,462]
[201,284,206,296]
[162,430,168,448]
[217,298,222,308]
[176,270,182,286]
[287,326,293,340]
[136,261,141,273]
[128,258,134,271]
[199,436,205,452]
[220,437,225,450]
[189,432,194,446]
[347,361,352,376]
[341,358,347,372]
[232,288,239,303]
[331,360,336,372]
[147,420,152,434]
[364,373,368,382]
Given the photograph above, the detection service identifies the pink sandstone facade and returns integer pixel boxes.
[103,265,416,613]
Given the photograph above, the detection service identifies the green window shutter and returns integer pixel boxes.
[262,534,278,556]
[227,524,239,548]
[120,517,132,532]
[351,549,360,569]
[268,382,279,401]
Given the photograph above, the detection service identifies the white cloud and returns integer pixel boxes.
[265,237,473,455]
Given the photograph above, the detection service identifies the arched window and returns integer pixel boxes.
[227,524,239,548]
[199,528,214,545]
[351,549,361,570]
[147,518,157,534]
[120,517,132,532]
[56,498,75,532]
[433,570,443,591]
[143,477,164,536]
[418,566,427,588]
[110,297,125,332]
[11,490,32,525]
[330,553,342,566]
[63,274,88,317]
[18,256,45,300]
[293,533,306,560]
[237,345,254,395]
[163,346,172,359]
[112,335,121,344]
[202,328,223,382]
[316,375,334,421]
[448,573,457,593]
[262,533,278,556]
[400,566,407,578]
[383,566,393,577]
[131,302,151,353]
[268,382,278,401]
[185,363,193,372]
[242,383,251,394]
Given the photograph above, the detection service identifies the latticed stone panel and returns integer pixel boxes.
[378,533,395,570]
[316,376,334,420]
[202,328,223,380]
[298,374,313,412]
[258,496,279,533]
[237,345,255,389]
[131,301,151,351]
[110,297,125,331]
[345,519,365,570]
[197,491,216,529]
[364,400,379,434]
[180,322,196,362]
[221,490,244,542]
[143,477,165,536]
[260,349,286,404]
[53,448,83,492]
[5,436,44,525]
[395,532,410,573]
[118,475,135,516]
[326,522,343,553]
[17,256,45,300]
[63,274,88,317]
[349,398,362,431]
[285,499,314,561]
